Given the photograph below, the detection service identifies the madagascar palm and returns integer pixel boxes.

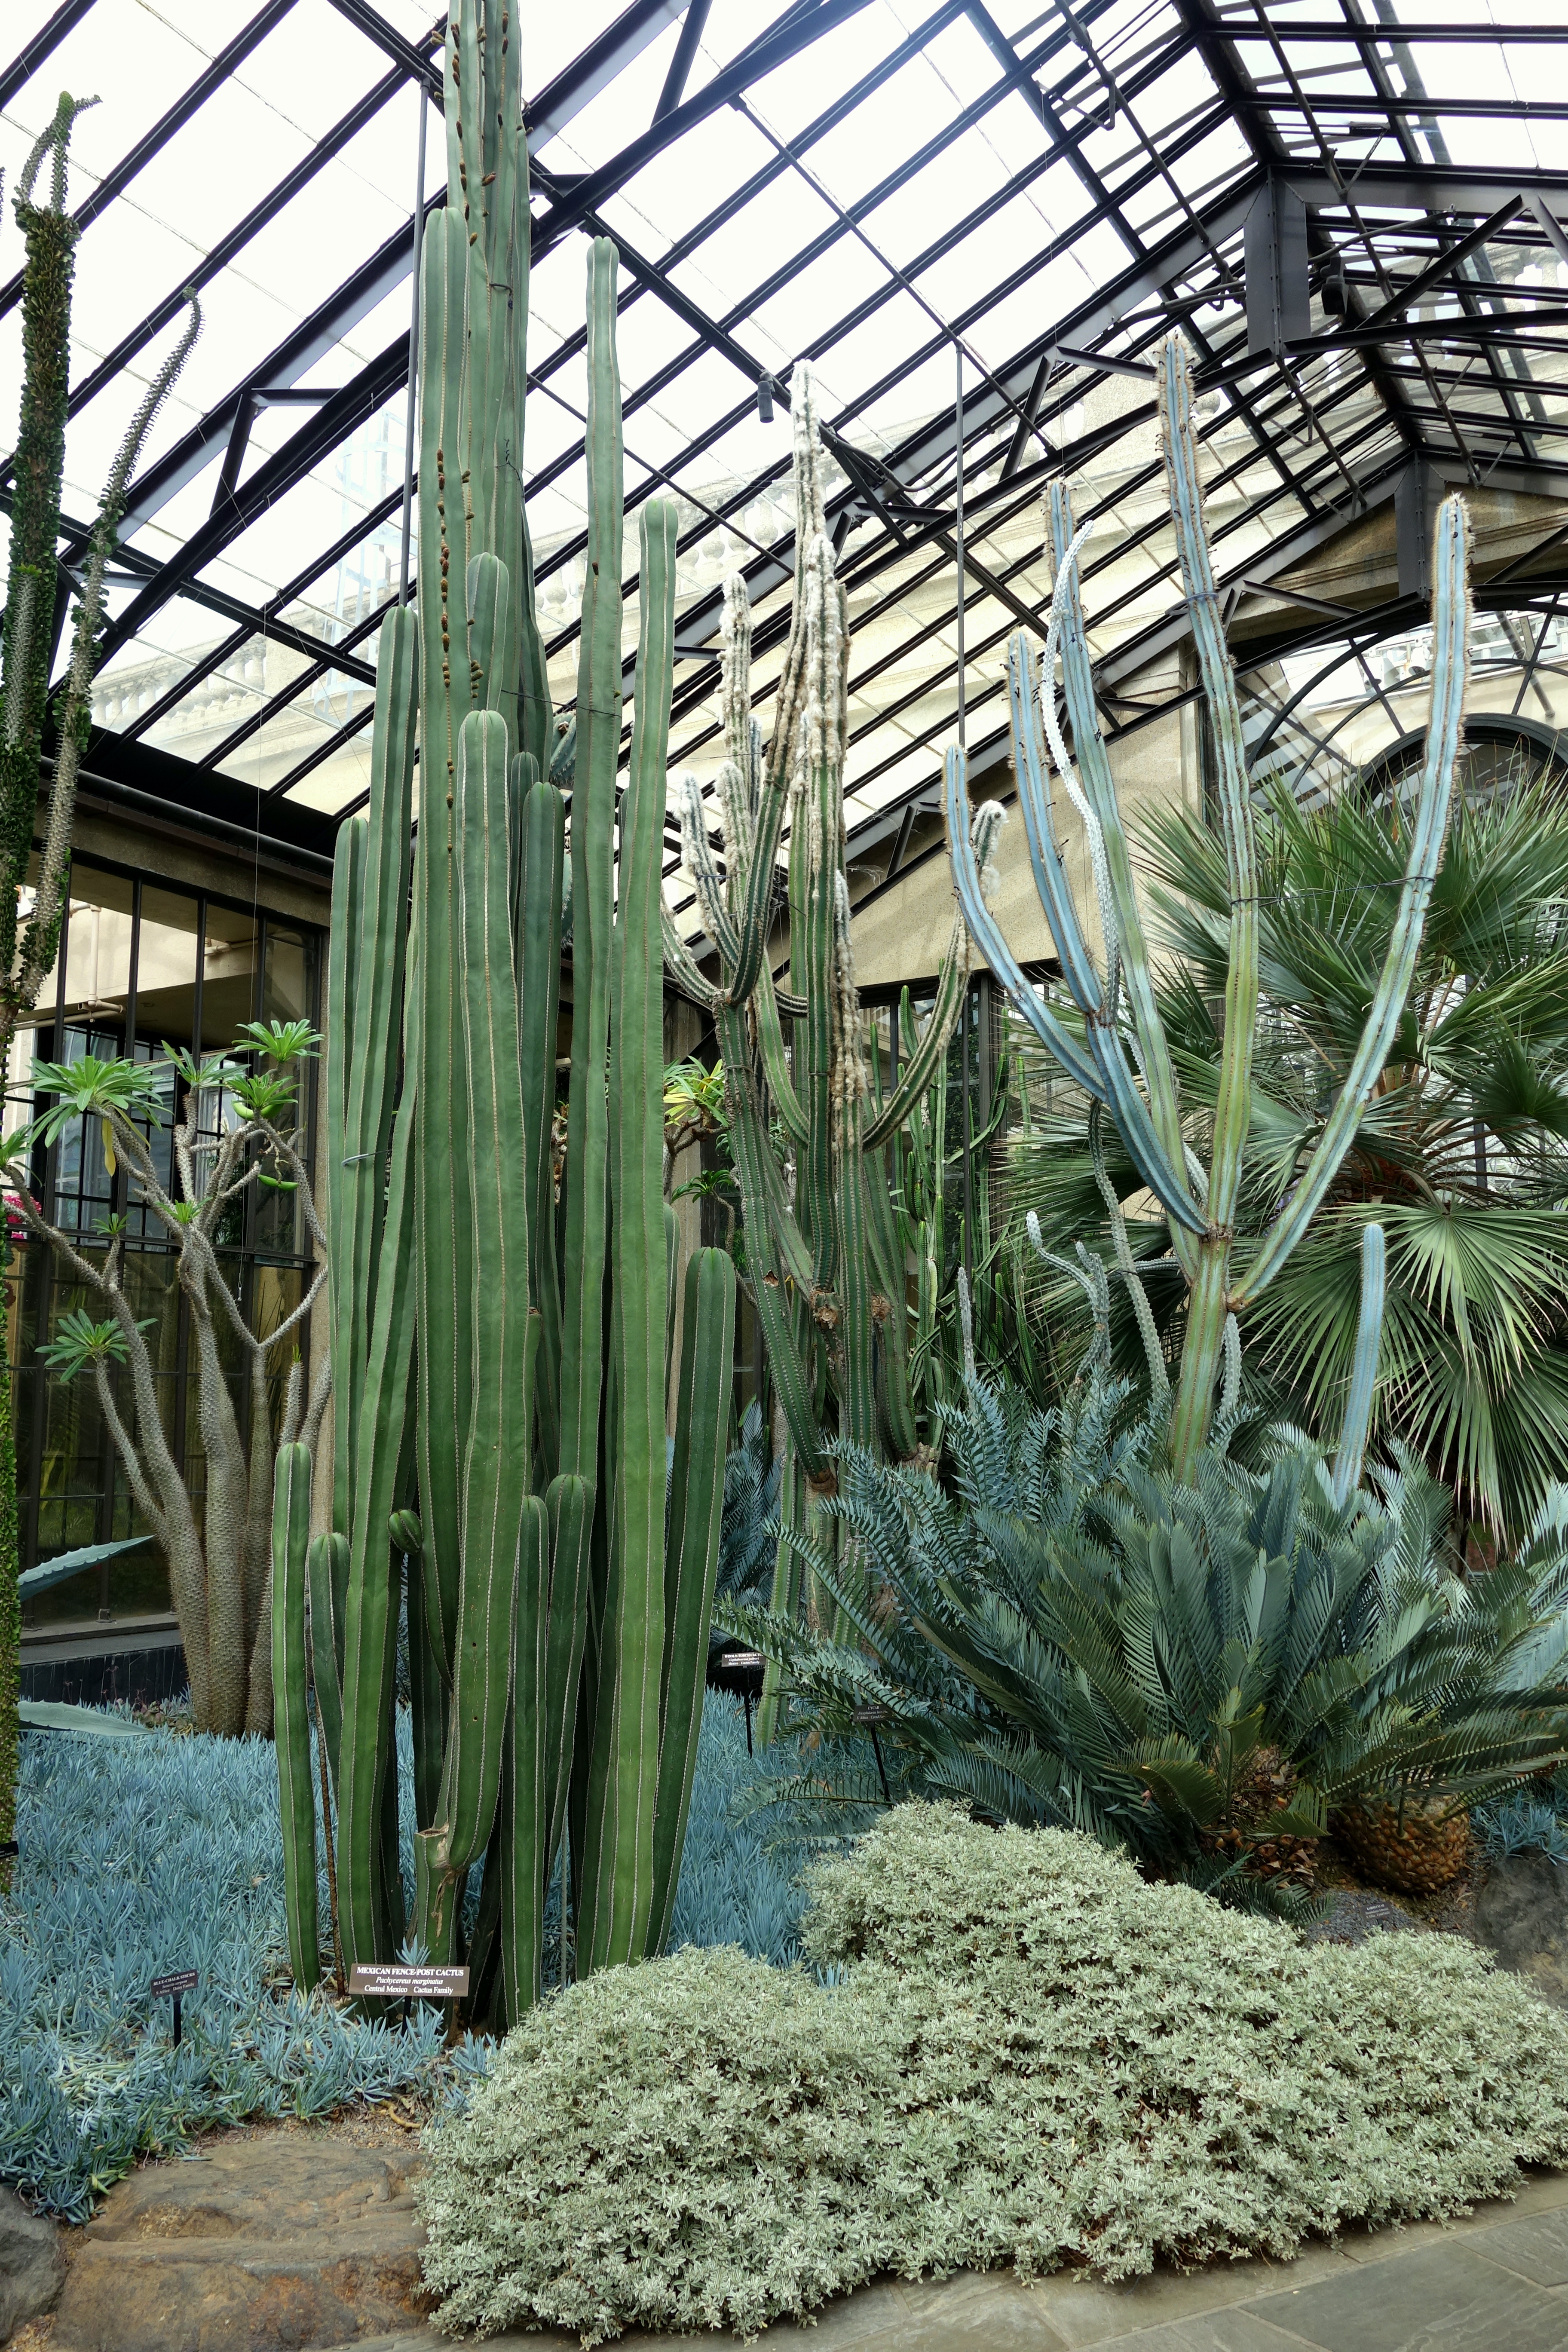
[1011,776,1568,1535]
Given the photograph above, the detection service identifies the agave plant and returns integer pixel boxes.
[727,1374,1568,1913]
[1013,773,1568,1534]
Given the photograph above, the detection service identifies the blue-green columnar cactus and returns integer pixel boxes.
[946,333,1469,1475]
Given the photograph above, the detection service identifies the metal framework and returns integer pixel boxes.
[4,0,1568,933]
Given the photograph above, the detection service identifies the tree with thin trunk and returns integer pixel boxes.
[0,95,200,1852]
[2,1022,326,1734]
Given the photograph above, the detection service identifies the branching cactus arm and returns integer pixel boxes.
[1012,585,1109,1017]
[1043,483,1195,1278]
[863,804,1003,1152]
[1237,499,1470,1304]
[1159,336,1258,1239]
[1332,1222,1387,1508]
[945,760,1105,1099]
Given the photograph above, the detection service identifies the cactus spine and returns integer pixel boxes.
[292,2,735,2021]
[946,332,1470,1474]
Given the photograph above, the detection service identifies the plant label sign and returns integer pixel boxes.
[152,1967,198,2047]
[349,1963,469,2000]
[0,1840,17,1859]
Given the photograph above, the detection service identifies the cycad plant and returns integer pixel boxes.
[947,333,1472,1476]
[728,1370,1568,1913]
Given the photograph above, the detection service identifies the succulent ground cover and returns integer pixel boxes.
[418,1804,1568,2346]
[0,1696,797,2221]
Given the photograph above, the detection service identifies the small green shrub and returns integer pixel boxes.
[418,1804,1568,2344]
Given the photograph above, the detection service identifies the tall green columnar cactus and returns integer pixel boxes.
[306,2,737,2019]
[271,1442,318,1992]
[574,500,739,1971]
[661,371,999,1733]
[947,332,1470,1474]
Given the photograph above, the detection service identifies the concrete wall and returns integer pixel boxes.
[846,647,1202,994]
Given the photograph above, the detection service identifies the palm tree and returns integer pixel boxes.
[1008,771,1568,1535]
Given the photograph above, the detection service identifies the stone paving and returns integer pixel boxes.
[50,2136,1568,2351]
[352,2169,1568,2352]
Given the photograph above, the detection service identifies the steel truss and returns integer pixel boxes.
[3,0,1567,934]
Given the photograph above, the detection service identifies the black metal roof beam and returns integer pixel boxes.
[1327,13,1543,469]
[1297,312,1568,352]
[1185,0,1438,472]
[0,0,301,323]
[265,698,379,802]
[520,0,976,426]
[49,56,431,449]
[114,478,410,744]
[1286,165,1568,209]
[323,0,444,95]
[532,81,1230,687]
[1224,19,1568,40]
[515,0,1153,539]
[0,0,95,110]
[1260,93,1568,126]
[592,167,1271,725]
[654,0,711,120]
[0,469,384,693]
[527,0,686,142]
[108,199,443,546]
[195,584,396,771]
[93,336,408,672]
[532,73,1239,625]
[529,0,880,257]
[1350,197,1525,339]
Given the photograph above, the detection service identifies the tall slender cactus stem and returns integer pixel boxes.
[949,326,1472,1479]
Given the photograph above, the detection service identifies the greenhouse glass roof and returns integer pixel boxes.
[4,1,1568,928]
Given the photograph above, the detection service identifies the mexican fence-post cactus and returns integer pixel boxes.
[270,1441,317,1992]
[946,333,1469,1474]
[301,1,735,2023]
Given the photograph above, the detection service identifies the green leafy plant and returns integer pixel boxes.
[233,1018,321,1067]
[727,1372,1568,1914]
[1141,775,1568,1534]
[36,1306,148,1380]
[416,1803,1568,2346]
[3,1032,325,1736]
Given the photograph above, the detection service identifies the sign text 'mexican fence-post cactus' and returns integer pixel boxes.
[272,2,734,2022]
[946,334,1471,1475]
